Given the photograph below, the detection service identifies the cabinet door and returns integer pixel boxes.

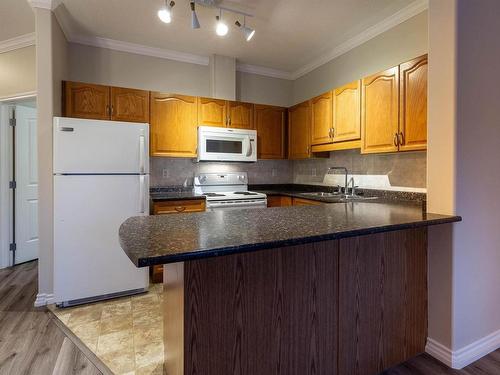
[333,80,361,142]
[63,81,110,120]
[399,55,427,152]
[361,67,399,154]
[227,101,254,129]
[254,105,286,159]
[311,91,333,145]
[150,93,198,157]
[288,101,311,159]
[110,87,150,123]
[267,195,292,207]
[198,97,227,127]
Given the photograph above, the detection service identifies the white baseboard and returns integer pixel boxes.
[34,293,55,307]
[426,329,500,369]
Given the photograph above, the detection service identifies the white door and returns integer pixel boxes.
[53,117,149,174]
[15,104,38,264]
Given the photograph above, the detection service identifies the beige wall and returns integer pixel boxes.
[0,46,36,99]
[68,43,291,107]
[291,11,428,105]
[35,8,68,299]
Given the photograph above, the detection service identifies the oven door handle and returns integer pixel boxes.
[207,199,267,209]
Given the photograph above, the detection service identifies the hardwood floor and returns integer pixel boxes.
[0,261,101,375]
[0,260,499,375]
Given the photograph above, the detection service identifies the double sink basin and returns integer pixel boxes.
[300,191,379,203]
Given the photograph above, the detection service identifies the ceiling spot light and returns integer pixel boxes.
[216,10,228,36]
[235,17,255,41]
[158,0,175,24]
[190,2,200,29]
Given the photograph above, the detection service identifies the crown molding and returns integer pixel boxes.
[70,34,211,66]
[27,0,63,10]
[0,33,36,54]
[236,63,293,80]
[290,0,428,80]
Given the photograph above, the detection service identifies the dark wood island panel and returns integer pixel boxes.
[163,227,428,375]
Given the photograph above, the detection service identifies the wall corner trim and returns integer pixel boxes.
[0,33,36,54]
[426,330,500,369]
[34,293,55,307]
[27,0,63,11]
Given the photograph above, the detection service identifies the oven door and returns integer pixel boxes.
[197,126,257,162]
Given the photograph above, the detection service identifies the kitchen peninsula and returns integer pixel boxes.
[120,202,460,375]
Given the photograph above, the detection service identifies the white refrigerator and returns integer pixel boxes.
[53,117,149,307]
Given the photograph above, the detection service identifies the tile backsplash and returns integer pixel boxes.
[293,150,426,188]
[150,150,426,189]
[150,158,293,187]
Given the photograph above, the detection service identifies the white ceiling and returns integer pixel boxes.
[56,0,424,77]
[0,0,34,42]
[1,0,426,79]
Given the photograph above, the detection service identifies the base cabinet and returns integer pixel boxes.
[167,228,428,375]
[267,195,292,207]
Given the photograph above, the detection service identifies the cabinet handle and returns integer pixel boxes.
[398,132,404,146]
[174,206,186,212]
[328,128,332,138]
[394,133,399,147]
[332,127,335,138]
[307,146,310,154]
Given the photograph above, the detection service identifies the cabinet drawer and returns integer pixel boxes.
[292,197,324,206]
[153,199,206,215]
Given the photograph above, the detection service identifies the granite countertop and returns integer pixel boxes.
[120,201,460,267]
[149,191,205,201]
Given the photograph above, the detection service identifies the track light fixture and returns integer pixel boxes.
[158,0,175,24]
[156,0,255,41]
[235,16,255,41]
[215,10,228,36]
[190,1,200,29]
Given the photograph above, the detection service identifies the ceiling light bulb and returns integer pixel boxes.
[158,0,175,24]
[191,2,200,29]
[235,19,255,41]
[216,15,228,36]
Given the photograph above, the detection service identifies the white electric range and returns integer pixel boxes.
[193,172,267,211]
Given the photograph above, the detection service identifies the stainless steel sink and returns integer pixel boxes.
[301,192,342,198]
[301,192,379,202]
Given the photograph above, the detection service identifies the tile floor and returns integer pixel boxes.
[50,283,164,375]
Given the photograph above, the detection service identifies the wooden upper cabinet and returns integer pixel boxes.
[361,67,399,154]
[311,91,333,145]
[254,105,286,159]
[197,97,227,127]
[63,81,110,120]
[333,80,361,142]
[150,93,198,157]
[288,101,311,159]
[227,101,254,129]
[399,54,427,152]
[110,87,150,123]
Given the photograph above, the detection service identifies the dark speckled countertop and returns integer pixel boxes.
[120,201,460,267]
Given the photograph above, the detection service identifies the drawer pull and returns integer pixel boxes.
[175,206,186,212]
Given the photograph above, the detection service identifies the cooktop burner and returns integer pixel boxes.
[233,192,258,196]
[204,193,226,197]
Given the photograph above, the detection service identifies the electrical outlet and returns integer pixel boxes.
[272,168,277,177]
[162,169,169,178]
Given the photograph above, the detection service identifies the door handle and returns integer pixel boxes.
[394,133,399,147]
[139,175,146,214]
[398,132,404,146]
[139,135,145,173]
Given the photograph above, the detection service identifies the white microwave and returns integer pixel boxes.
[197,126,257,162]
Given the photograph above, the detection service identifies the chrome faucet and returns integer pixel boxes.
[346,177,357,197]
[327,166,348,195]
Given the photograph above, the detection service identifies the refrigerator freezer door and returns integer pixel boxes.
[53,117,149,174]
[54,174,149,304]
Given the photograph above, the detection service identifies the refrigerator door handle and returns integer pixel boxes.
[139,175,146,214]
[139,135,145,173]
